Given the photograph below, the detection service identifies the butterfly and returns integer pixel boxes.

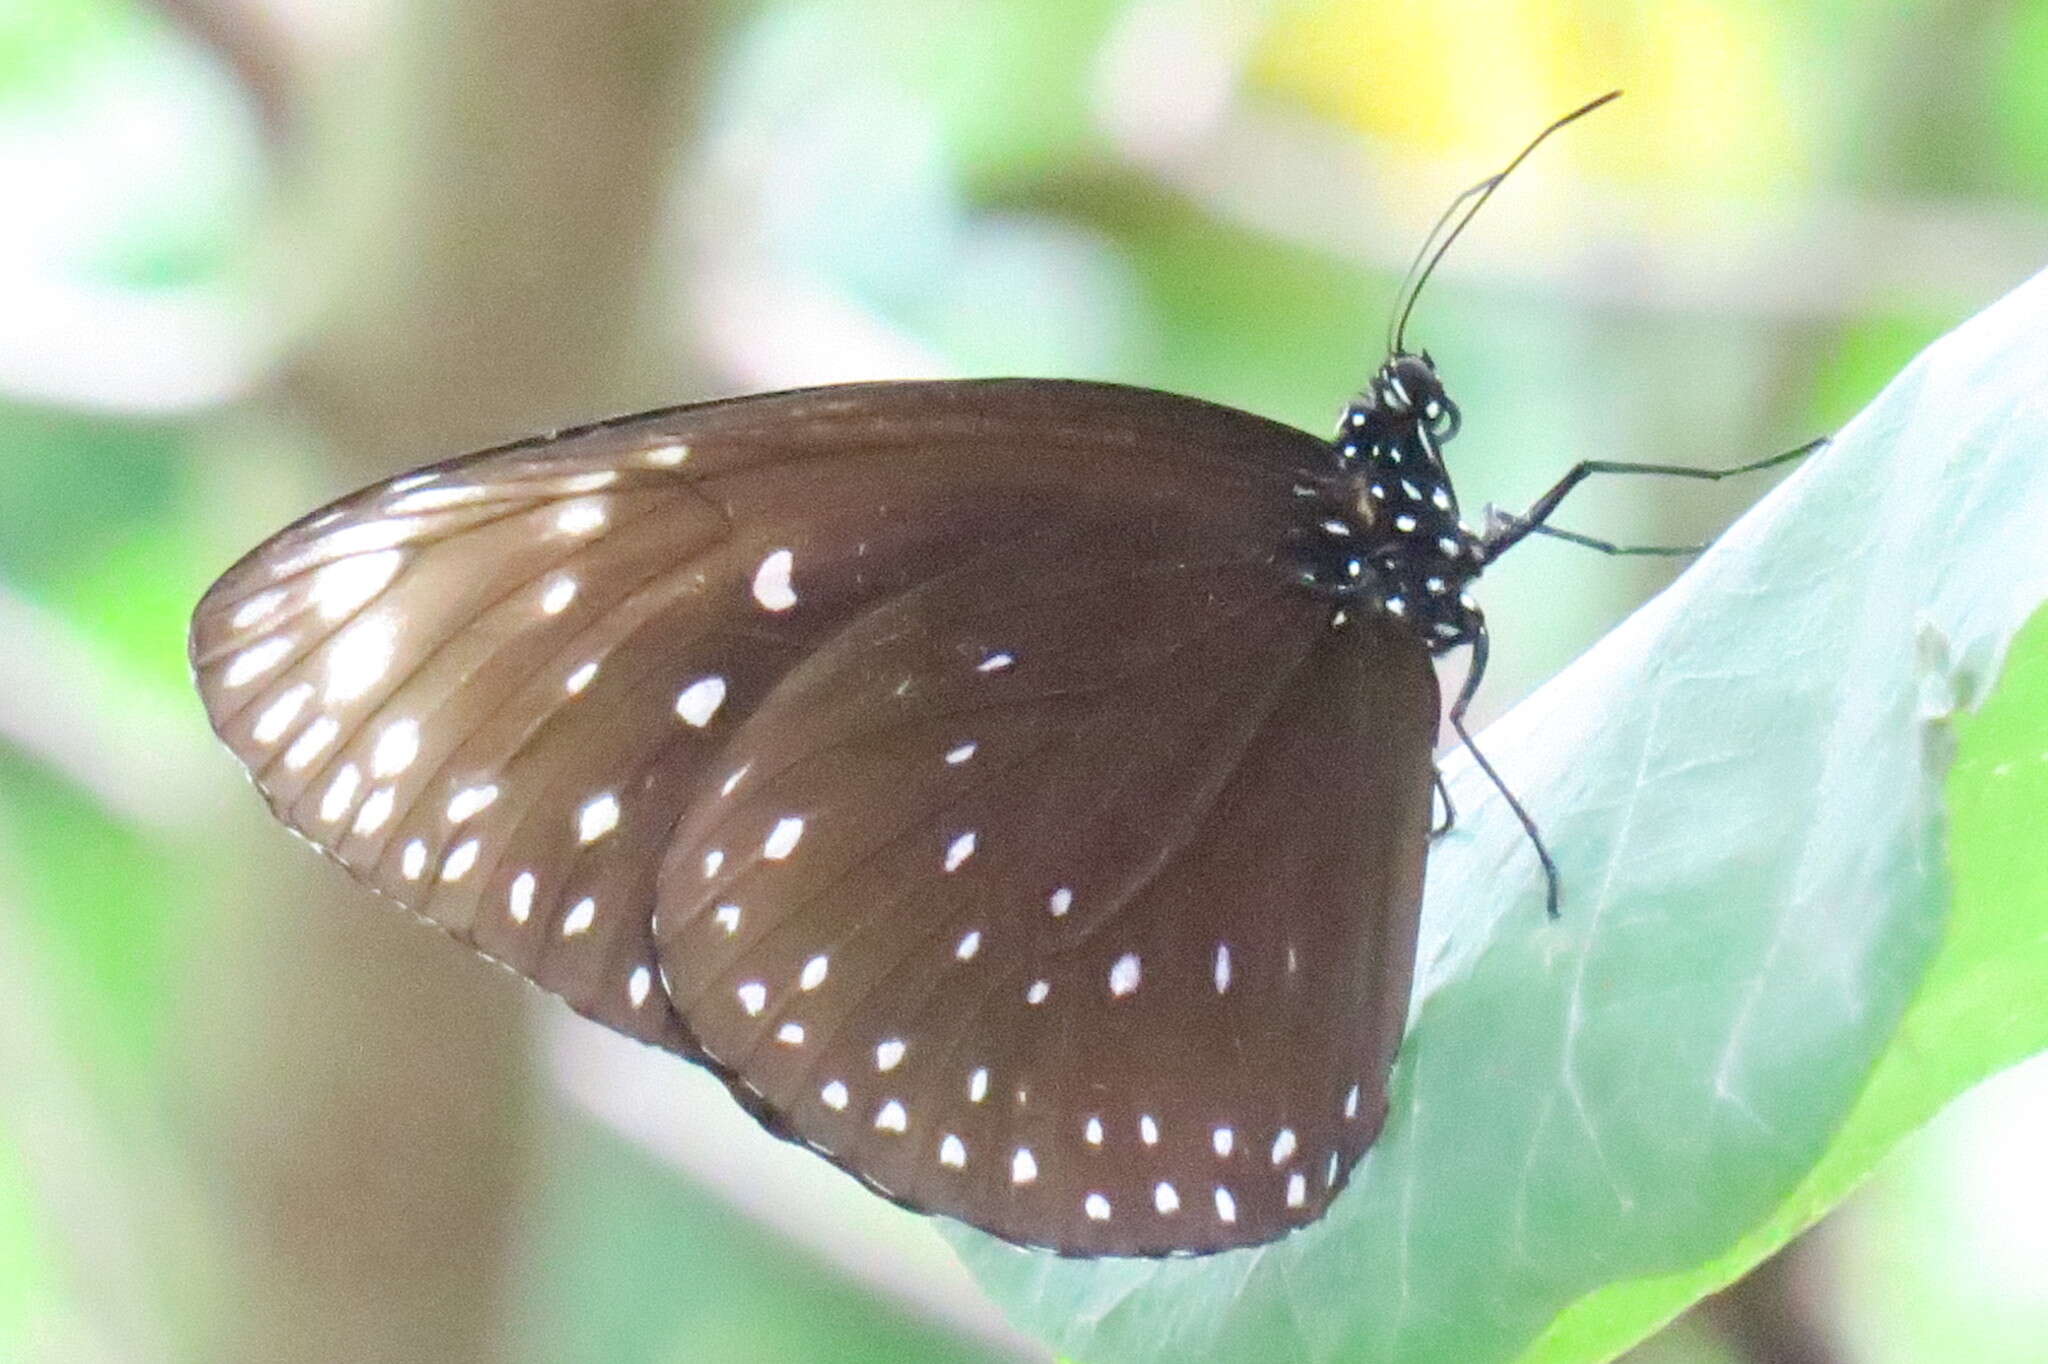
[190,92,1807,1256]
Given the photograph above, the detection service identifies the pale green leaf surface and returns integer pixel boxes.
[1526,562,2048,1361]
[952,270,2048,1362]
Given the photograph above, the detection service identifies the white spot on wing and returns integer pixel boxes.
[251,682,313,744]
[440,838,480,881]
[319,764,361,823]
[564,659,598,694]
[325,616,396,703]
[562,896,596,936]
[874,1100,907,1133]
[310,550,402,621]
[969,1068,989,1102]
[736,980,766,1015]
[553,499,606,535]
[540,574,577,615]
[954,930,981,961]
[944,741,977,765]
[446,784,498,822]
[713,903,740,934]
[1287,1172,1308,1208]
[939,1135,966,1168]
[943,831,977,872]
[1025,980,1050,1005]
[719,766,749,798]
[400,839,427,880]
[1084,1117,1103,1146]
[1011,1148,1037,1184]
[1345,1084,1361,1120]
[562,471,617,493]
[975,651,1014,673]
[231,589,286,630]
[644,443,688,467]
[821,1080,848,1110]
[577,792,620,843]
[1214,1187,1237,1223]
[763,817,803,860]
[628,966,652,1008]
[1048,887,1073,917]
[702,849,724,878]
[279,519,412,574]
[875,1039,905,1072]
[776,1021,805,1045]
[751,548,796,611]
[1108,953,1142,997]
[283,715,339,770]
[353,787,395,835]
[1154,1182,1180,1215]
[1271,1128,1297,1165]
[371,718,420,778]
[1140,1115,1159,1146]
[800,954,828,990]
[1214,942,1232,994]
[674,676,727,727]
[1084,1193,1111,1222]
[388,484,486,514]
[225,636,292,688]
[1212,1127,1233,1157]
[508,871,535,922]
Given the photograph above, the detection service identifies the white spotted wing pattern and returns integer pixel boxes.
[191,379,1438,1256]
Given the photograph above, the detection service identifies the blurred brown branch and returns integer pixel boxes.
[1695,1230,1852,1364]
[185,2,709,1359]
[146,0,297,138]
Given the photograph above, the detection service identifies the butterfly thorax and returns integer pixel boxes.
[1302,353,1484,653]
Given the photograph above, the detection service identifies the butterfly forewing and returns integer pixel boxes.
[191,378,1437,1255]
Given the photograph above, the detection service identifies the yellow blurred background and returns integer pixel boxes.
[2,0,2043,1360]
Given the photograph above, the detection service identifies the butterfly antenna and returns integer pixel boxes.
[1385,174,1501,356]
[1391,89,1622,355]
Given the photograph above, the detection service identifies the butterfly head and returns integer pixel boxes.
[1373,351,1460,441]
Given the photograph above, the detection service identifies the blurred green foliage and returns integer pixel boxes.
[516,1112,998,1362]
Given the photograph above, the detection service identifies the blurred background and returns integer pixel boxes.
[2,0,2044,1360]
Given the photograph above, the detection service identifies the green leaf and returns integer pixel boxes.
[1526,562,2048,1361]
[952,272,2048,1362]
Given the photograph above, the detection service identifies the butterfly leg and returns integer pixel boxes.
[1430,771,1456,838]
[1447,626,1561,918]
[1478,436,1826,562]
[1481,515,1707,558]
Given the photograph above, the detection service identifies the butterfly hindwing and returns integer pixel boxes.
[653,521,1437,1253]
